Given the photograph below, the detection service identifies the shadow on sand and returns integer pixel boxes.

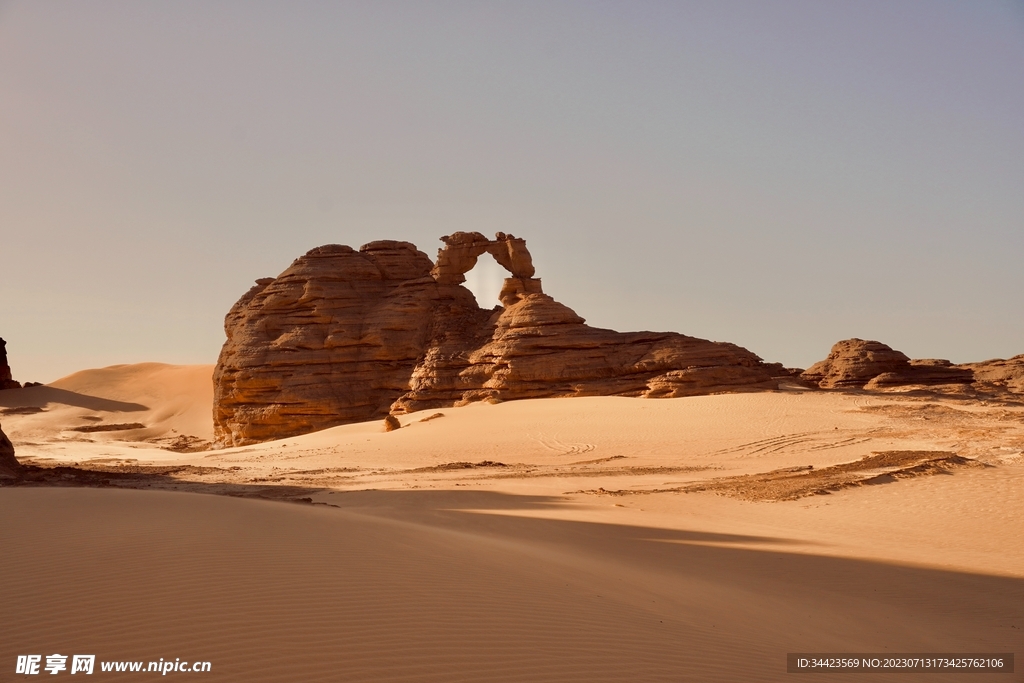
[5,466,1024,610]
[1,469,1022,682]
[0,385,148,412]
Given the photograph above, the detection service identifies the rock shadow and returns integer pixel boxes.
[2,474,1022,666]
[0,385,148,412]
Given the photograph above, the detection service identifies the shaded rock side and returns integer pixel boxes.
[0,422,21,479]
[214,233,780,446]
[0,337,21,390]
[802,339,973,389]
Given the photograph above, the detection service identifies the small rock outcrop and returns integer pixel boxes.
[801,339,973,389]
[214,233,782,446]
[0,338,21,391]
[801,339,911,388]
[0,422,21,479]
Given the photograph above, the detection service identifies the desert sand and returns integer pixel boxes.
[2,364,1022,681]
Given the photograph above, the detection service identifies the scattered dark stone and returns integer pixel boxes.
[0,406,45,416]
[411,461,508,472]
[160,435,213,453]
[69,422,146,433]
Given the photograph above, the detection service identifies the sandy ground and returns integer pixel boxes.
[2,364,1022,681]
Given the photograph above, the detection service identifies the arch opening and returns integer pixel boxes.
[463,254,506,310]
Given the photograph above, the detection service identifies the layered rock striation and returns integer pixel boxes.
[214,233,782,446]
[213,240,446,445]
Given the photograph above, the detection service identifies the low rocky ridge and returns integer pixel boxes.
[574,451,986,502]
[214,233,785,446]
[961,355,1024,394]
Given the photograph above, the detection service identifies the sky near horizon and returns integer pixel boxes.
[1,1,1022,383]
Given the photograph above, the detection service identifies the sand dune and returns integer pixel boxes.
[2,364,1023,680]
[0,363,213,461]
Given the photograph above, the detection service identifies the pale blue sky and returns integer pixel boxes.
[2,1,1022,382]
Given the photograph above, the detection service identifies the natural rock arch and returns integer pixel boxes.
[431,231,540,307]
[431,232,534,282]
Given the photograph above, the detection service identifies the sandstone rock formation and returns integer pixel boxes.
[801,339,973,390]
[214,233,782,446]
[0,338,21,391]
[0,422,21,479]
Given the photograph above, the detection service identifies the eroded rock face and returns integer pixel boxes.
[0,338,21,391]
[213,240,455,445]
[214,233,781,446]
[802,339,973,389]
[0,422,20,479]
